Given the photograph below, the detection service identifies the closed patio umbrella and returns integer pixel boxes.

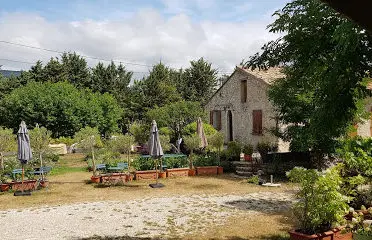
[148,120,164,188]
[15,121,33,196]
[196,117,208,149]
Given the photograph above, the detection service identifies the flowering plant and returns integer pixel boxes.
[346,207,372,237]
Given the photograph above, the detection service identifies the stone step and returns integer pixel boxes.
[236,171,254,176]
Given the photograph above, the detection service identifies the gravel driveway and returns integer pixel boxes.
[0,192,293,240]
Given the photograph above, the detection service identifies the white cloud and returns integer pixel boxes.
[0,8,279,78]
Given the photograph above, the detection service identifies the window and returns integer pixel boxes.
[241,80,247,103]
[252,110,262,135]
[210,110,222,130]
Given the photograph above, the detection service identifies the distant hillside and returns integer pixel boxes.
[0,70,22,77]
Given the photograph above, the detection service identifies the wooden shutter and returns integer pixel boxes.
[217,111,222,130]
[210,111,214,126]
[241,80,247,103]
[253,110,262,135]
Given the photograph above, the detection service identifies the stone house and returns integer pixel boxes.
[204,66,289,152]
[354,83,372,137]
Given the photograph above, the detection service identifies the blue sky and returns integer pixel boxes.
[0,0,288,75]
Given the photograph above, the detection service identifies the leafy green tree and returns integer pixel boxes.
[0,81,122,138]
[183,134,201,168]
[0,127,16,170]
[243,0,372,155]
[180,58,218,104]
[146,101,206,141]
[159,134,171,153]
[110,133,136,168]
[74,127,102,176]
[29,124,51,179]
[60,52,90,88]
[129,121,149,145]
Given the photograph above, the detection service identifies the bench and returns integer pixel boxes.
[107,162,128,172]
[30,166,52,175]
[96,164,106,172]
[12,169,23,180]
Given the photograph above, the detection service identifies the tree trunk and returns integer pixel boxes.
[92,147,97,176]
[40,152,44,181]
[0,152,4,171]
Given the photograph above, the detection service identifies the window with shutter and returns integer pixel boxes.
[252,110,262,135]
[241,80,247,103]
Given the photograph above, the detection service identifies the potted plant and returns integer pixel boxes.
[256,141,273,163]
[286,166,352,240]
[74,127,103,183]
[242,144,254,161]
[208,132,224,174]
[0,171,10,192]
[344,208,372,240]
[183,134,200,176]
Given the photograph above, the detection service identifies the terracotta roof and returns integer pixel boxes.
[236,65,285,85]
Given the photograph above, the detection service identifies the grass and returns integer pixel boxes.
[0,153,296,239]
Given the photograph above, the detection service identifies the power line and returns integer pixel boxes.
[0,40,152,67]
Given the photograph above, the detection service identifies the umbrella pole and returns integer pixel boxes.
[21,164,24,193]
[156,159,159,185]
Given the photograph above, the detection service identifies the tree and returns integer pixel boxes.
[0,81,122,138]
[74,127,102,176]
[146,101,206,142]
[129,121,149,145]
[243,0,372,155]
[29,124,51,179]
[110,133,136,169]
[181,58,218,104]
[0,127,16,170]
[183,134,201,168]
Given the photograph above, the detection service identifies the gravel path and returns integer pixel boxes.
[0,192,293,240]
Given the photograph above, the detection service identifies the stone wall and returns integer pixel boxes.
[357,97,372,137]
[205,67,289,152]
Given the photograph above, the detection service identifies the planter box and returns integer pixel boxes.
[158,172,167,178]
[188,169,196,176]
[10,180,37,191]
[289,228,352,240]
[166,168,189,178]
[217,166,224,175]
[100,173,128,184]
[1,183,10,192]
[135,170,158,180]
[196,166,218,176]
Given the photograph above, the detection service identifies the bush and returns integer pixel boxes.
[129,121,149,145]
[165,157,188,169]
[132,156,155,171]
[183,122,217,136]
[247,175,259,184]
[51,137,75,146]
[286,166,349,234]
[194,153,219,167]
[224,141,242,161]
[242,144,254,155]
[207,131,224,152]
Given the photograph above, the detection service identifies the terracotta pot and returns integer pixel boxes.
[158,172,167,178]
[11,180,38,191]
[244,154,252,161]
[90,176,101,183]
[40,180,49,188]
[188,169,196,176]
[217,166,224,175]
[289,228,352,240]
[125,174,133,182]
[0,183,10,192]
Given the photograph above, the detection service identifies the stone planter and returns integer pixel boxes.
[0,183,10,192]
[196,166,218,176]
[10,180,37,191]
[166,168,189,178]
[289,228,352,240]
[135,170,158,180]
[217,166,224,175]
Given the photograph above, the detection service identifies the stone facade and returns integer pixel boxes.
[205,66,289,152]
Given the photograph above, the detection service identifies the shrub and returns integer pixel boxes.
[165,157,188,169]
[194,153,219,167]
[287,166,349,234]
[132,156,155,171]
[183,122,217,137]
[225,141,242,161]
[242,144,254,155]
[52,136,75,146]
[129,121,149,145]
[247,175,259,184]
[207,131,224,152]
[159,135,171,153]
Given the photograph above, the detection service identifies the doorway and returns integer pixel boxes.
[227,110,233,141]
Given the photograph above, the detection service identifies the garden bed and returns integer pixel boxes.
[135,170,158,180]
[166,168,189,177]
[10,180,38,191]
[196,166,218,176]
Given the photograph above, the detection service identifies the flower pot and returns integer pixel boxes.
[244,154,252,161]
[217,166,223,175]
[0,183,10,192]
[188,169,196,176]
[90,176,101,183]
[289,228,352,240]
[158,172,167,178]
[40,180,49,188]
[125,174,133,182]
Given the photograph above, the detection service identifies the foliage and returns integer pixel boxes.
[74,127,102,176]
[177,57,218,104]
[0,81,122,138]
[29,125,52,160]
[346,209,372,236]
[257,142,277,162]
[147,101,205,141]
[226,141,242,161]
[0,127,16,170]
[194,153,219,167]
[164,157,188,169]
[242,144,254,155]
[132,156,155,171]
[159,127,172,137]
[183,121,217,137]
[207,131,224,153]
[247,175,259,185]
[286,166,349,234]
[159,135,171,153]
[110,134,135,154]
[183,134,201,153]
[337,137,372,176]
[51,136,75,146]
[129,121,149,145]
[243,0,372,154]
